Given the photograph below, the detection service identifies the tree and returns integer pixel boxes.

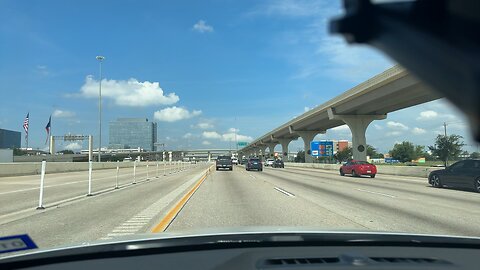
[471,152,480,159]
[335,147,352,162]
[414,145,427,159]
[389,141,419,163]
[367,145,384,158]
[13,148,27,156]
[294,150,305,163]
[428,134,465,166]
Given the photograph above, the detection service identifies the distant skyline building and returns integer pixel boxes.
[109,118,157,151]
[0,128,21,149]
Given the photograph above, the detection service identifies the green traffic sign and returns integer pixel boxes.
[237,142,248,147]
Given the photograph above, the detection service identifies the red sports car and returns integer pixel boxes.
[340,160,377,178]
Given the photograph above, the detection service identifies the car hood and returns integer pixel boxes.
[3,227,480,263]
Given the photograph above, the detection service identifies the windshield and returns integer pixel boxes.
[1,0,480,258]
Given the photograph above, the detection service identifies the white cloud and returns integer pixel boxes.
[36,65,50,76]
[307,36,392,82]
[385,131,402,137]
[251,0,392,82]
[304,106,311,112]
[249,0,323,17]
[228,127,239,133]
[412,127,427,135]
[192,20,213,33]
[64,142,82,151]
[417,110,438,121]
[79,76,179,107]
[53,109,75,118]
[154,106,202,122]
[192,121,214,129]
[202,131,222,139]
[202,141,211,146]
[183,133,193,139]
[202,130,253,142]
[386,121,409,130]
[373,124,383,130]
[222,132,253,142]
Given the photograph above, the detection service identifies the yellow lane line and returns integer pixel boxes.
[151,165,213,233]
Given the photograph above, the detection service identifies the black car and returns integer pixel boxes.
[428,159,480,192]
[272,159,284,168]
[216,156,233,171]
[246,158,262,171]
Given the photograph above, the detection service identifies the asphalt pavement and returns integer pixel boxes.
[168,165,480,237]
[1,163,479,257]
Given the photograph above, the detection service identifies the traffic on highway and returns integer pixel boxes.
[2,0,480,269]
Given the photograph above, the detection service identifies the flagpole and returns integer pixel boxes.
[50,116,52,154]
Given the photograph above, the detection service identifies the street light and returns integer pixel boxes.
[96,55,105,162]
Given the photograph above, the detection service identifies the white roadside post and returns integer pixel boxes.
[163,160,167,176]
[36,160,47,210]
[87,160,93,196]
[133,160,137,184]
[115,160,119,189]
[146,160,150,180]
[156,161,159,178]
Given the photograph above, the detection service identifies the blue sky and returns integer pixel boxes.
[0,0,478,153]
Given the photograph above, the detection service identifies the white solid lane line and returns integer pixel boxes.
[356,188,396,198]
[274,187,295,197]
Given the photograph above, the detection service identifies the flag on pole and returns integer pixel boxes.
[23,113,29,135]
[45,116,51,145]
[23,113,29,148]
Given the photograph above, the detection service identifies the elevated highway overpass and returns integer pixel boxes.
[238,65,441,162]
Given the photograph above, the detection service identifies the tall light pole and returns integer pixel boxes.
[96,55,105,162]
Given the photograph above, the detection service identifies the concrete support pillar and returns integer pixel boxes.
[267,143,277,158]
[278,139,291,161]
[296,131,320,163]
[207,152,211,162]
[328,108,386,161]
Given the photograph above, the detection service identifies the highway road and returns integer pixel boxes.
[0,162,184,220]
[1,164,479,256]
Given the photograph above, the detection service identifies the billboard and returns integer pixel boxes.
[310,141,334,157]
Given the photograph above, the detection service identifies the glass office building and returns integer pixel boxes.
[109,118,157,151]
[0,128,21,148]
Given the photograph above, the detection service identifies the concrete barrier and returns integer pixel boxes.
[0,161,157,177]
[284,162,439,178]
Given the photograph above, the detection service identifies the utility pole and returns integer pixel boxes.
[444,122,448,167]
[96,55,105,162]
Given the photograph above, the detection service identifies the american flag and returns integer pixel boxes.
[45,115,51,144]
[23,113,29,135]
